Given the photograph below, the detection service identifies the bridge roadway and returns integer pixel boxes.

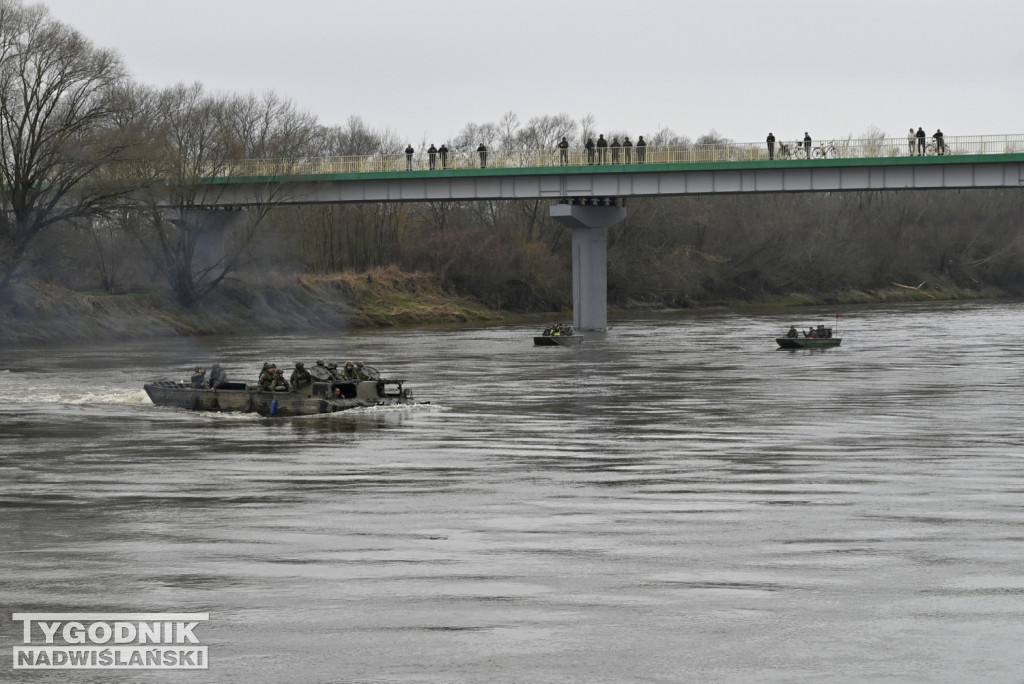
[188,152,1024,332]
[200,153,1024,206]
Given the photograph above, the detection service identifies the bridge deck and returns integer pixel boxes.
[212,151,1024,186]
[191,151,1024,206]
[209,133,1024,184]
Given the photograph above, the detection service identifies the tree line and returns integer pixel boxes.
[3,0,1023,319]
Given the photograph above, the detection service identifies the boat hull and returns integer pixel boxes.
[534,335,584,346]
[776,337,842,349]
[143,379,411,417]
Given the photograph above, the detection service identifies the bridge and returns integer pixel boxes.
[177,134,1024,331]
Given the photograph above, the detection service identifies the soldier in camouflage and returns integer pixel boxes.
[290,362,313,390]
[271,369,291,392]
[258,363,277,391]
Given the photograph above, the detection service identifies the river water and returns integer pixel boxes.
[2,301,1024,683]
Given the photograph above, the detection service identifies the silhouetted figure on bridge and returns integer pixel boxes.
[405,144,414,170]
[427,144,437,169]
[438,144,448,168]
[916,127,926,155]
[585,138,595,164]
[803,132,812,159]
[477,143,487,168]
[596,134,608,163]
[636,136,646,163]
[766,132,776,160]
[610,137,621,163]
[933,129,944,155]
[623,137,632,163]
[557,137,569,165]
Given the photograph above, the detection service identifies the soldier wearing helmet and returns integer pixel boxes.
[325,362,343,381]
[190,366,206,389]
[341,361,358,380]
[209,363,227,389]
[290,361,313,390]
[271,368,291,392]
[258,363,278,391]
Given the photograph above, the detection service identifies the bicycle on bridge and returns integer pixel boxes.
[776,140,801,160]
[812,140,842,159]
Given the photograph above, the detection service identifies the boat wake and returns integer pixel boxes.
[7,388,153,405]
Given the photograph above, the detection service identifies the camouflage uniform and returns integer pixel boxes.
[271,369,291,392]
[258,365,278,391]
[290,362,313,390]
[326,362,343,381]
[341,361,358,380]
[209,363,227,389]
[190,367,206,389]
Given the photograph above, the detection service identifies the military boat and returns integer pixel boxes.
[775,336,842,349]
[534,323,583,346]
[776,324,841,349]
[144,363,413,417]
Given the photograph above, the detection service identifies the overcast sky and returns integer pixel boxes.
[39,0,1024,146]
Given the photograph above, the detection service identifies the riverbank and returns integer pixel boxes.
[0,268,505,345]
[0,268,1009,345]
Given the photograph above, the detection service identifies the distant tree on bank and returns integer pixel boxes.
[0,0,130,293]
[130,84,320,307]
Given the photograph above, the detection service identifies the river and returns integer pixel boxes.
[2,301,1024,683]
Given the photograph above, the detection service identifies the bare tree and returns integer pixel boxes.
[516,113,578,154]
[578,114,597,145]
[313,115,397,156]
[131,84,319,306]
[0,0,130,292]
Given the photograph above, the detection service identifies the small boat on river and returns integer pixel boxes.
[535,323,583,346]
[777,323,841,349]
[144,362,413,417]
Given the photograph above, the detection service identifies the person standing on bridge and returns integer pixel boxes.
[908,128,916,156]
[803,132,812,159]
[636,136,647,163]
[428,144,437,170]
[933,129,945,155]
[477,143,487,168]
[916,127,926,156]
[610,137,621,163]
[596,134,608,164]
[405,144,414,170]
[623,137,633,163]
[585,137,595,164]
[557,137,569,165]
[439,143,449,169]
[766,132,776,160]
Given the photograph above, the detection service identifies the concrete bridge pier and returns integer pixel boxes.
[166,208,243,283]
[550,203,627,331]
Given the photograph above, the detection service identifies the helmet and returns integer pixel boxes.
[327,362,337,369]
[316,359,325,366]
[295,362,304,368]
[345,361,354,369]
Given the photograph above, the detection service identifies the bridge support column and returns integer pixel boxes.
[166,208,243,283]
[550,203,626,331]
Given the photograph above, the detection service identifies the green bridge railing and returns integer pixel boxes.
[143,133,1024,180]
